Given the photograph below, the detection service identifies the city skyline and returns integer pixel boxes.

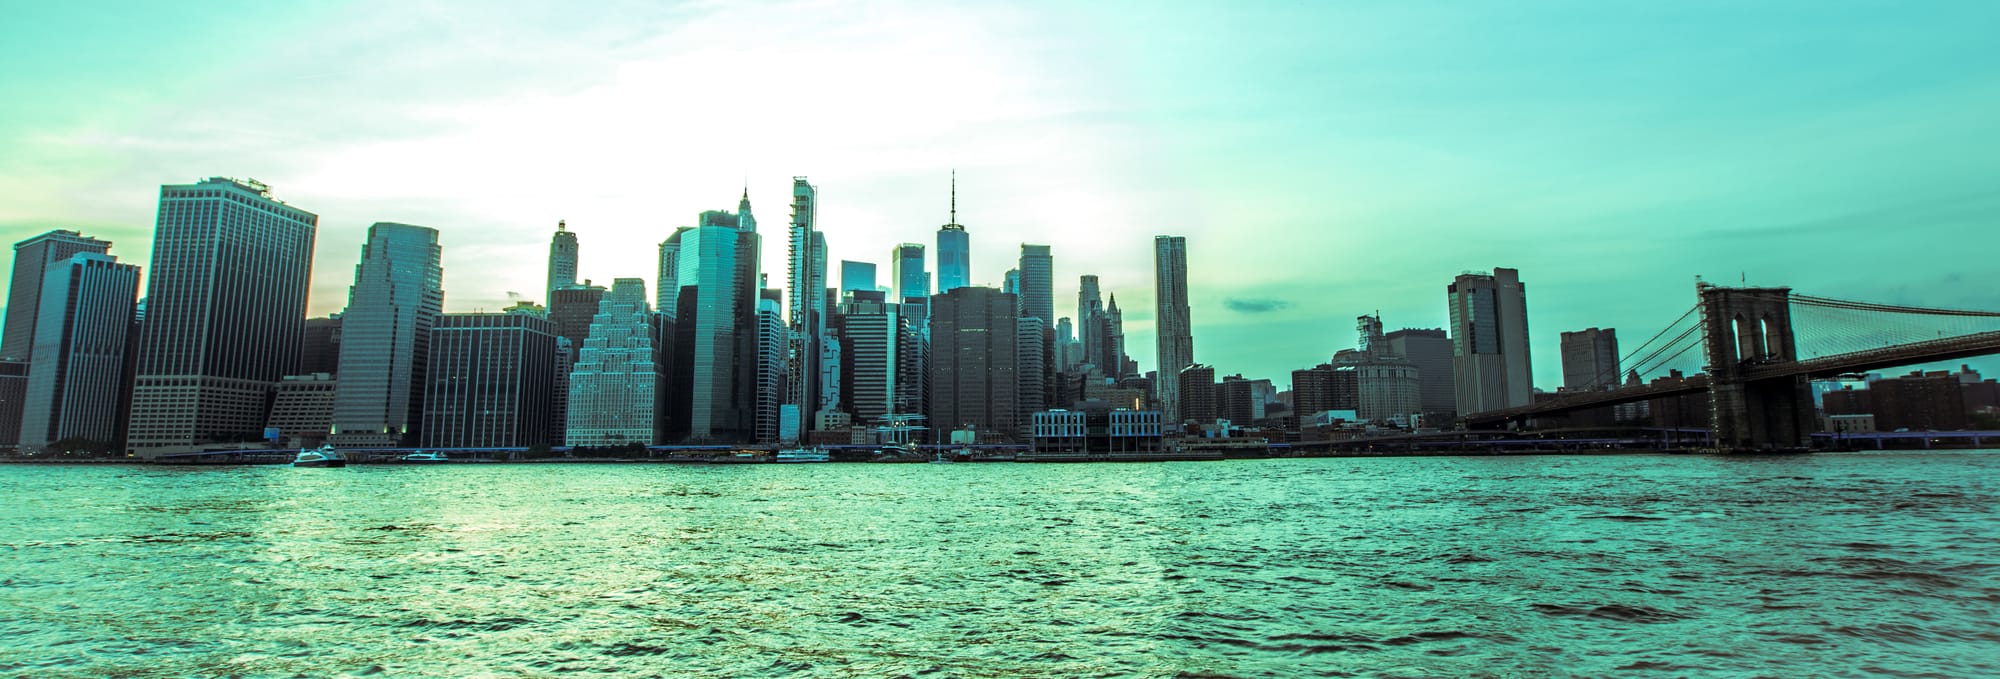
[3,2,1997,387]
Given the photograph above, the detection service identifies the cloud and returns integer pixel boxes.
[1223,297,1292,314]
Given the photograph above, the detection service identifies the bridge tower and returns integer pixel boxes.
[1698,283,1815,452]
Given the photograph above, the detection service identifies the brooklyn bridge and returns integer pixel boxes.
[1458,282,2000,453]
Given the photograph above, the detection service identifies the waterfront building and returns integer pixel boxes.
[1017,317,1050,436]
[18,252,139,452]
[894,313,929,426]
[1447,267,1533,414]
[841,260,877,294]
[0,362,26,447]
[1017,244,1052,330]
[1384,328,1455,421]
[656,227,691,316]
[566,279,656,447]
[1560,327,1621,391]
[840,291,899,425]
[331,223,443,448]
[423,312,558,449]
[892,243,928,303]
[672,209,761,442]
[300,316,342,375]
[547,220,577,297]
[548,282,606,444]
[1155,235,1195,424]
[930,286,1019,441]
[1344,315,1421,424]
[1,230,113,447]
[265,373,336,448]
[1219,375,1264,424]
[1178,363,1217,424]
[754,288,788,443]
[129,178,317,456]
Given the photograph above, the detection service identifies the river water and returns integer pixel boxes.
[3,452,1996,678]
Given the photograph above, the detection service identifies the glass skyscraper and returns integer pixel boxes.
[331,222,443,447]
[892,243,928,304]
[128,178,317,456]
[672,208,760,442]
[423,311,558,449]
[1448,267,1533,414]
[1017,244,1052,330]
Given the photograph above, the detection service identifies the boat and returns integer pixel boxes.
[929,448,954,464]
[398,450,449,463]
[774,447,831,463]
[293,445,346,468]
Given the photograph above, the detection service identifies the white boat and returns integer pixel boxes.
[774,447,830,463]
[293,445,346,468]
[399,451,449,463]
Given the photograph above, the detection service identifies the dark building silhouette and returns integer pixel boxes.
[423,312,558,448]
[300,316,342,375]
[1178,363,1217,424]
[930,287,1019,441]
[1384,328,1454,421]
[1870,371,1968,431]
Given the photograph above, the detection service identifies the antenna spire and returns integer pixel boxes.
[950,169,957,224]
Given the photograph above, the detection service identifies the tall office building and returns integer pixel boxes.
[753,288,788,443]
[129,178,317,455]
[423,311,558,449]
[840,292,899,424]
[1017,244,1052,329]
[1178,363,1217,424]
[331,223,443,447]
[1002,269,1020,295]
[566,278,656,446]
[1016,317,1049,435]
[1448,267,1533,414]
[1103,295,1128,378]
[1385,328,1456,421]
[0,229,112,447]
[1561,327,1620,391]
[1055,316,1077,370]
[840,260,877,295]
[930,287,1019,440]
[892,243,929,303]
[300,316,342,375]
[4,230,112,361]
[672,207,761,442]
[936,172,970,294]
[1154,236,1194,423]
[548,282,606,445]
[547,220,577,297]
[18,253,139,451]
[656,227,692,316]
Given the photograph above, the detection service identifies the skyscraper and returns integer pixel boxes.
[1385,328,1456,421]
[567,278,656,446]
[548,282,606,445]
[128,178,317,456]
[547,220,577,297]
[892,243,929,303]
[754,288,788,443]
[673,206,761,442]
[1448,267,1533,414]
[1154,235,1194,423]
[936,171,970,293]
[787,179,824,436]
[1077,274,1104,370]
[840,292,899,424]
[930,287,1019,441]
[1016,317,1049,435]
[841,260,877,295]
[300,316,342,375]
[4,230,111,361]
[1178,363,1217,424]
[1561,327,1620,391]
[656,227,692,316]
[1017,244,1052,329]
[0,229,112,448]
[18,252,139,452]
[331,223,443,448]
[423,311,558,449]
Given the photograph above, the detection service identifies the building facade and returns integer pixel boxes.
[672,215,761,442]
[129,178,318,455]
[1154,236,1194,423]
[1447,267,1532,415]
[1384,328,1455,421]
[331,223,443,448]
[930,287,1019,440]
[1560,327,1620,391]
[547,220,577,297]
[18,253,139,451]
[266,373,337,448]
[892,243,928,303]
[1178,363,1218,424]
[566,279,656,446]
[1017,244,1053,330]
[423,312,558,449]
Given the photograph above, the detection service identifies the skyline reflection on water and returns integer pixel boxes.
[4,452,1997,678]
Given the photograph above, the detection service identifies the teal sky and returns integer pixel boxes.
[3,1,1997,389]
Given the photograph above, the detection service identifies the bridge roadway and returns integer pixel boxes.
[1463,329,2000,427]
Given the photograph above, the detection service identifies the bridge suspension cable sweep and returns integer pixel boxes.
[1584,303,1708,389]
[1788,294,2000,364]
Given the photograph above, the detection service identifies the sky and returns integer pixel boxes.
[3,0,1997,389]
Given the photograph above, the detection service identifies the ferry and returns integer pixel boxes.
[398,451,449,463]
[774,447,831,463]
[292,445,346,468]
